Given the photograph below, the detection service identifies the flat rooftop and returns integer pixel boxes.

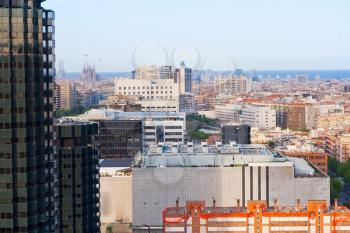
[99,158,133,168]
[132,143,326,178]
[66,109,185,121]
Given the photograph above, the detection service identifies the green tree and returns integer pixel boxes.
[268,141,276,148]
[190,130,210,140]
[330,178,343,200]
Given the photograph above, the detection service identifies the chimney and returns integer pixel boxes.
[236,199,240,212]
[274,199,278,211]
[176,198,180,212]
[213,198,216,209]
[296,199,301,211]
[334,199,338,209]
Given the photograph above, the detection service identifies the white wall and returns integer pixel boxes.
[115,78,179,101]
[100,176,133,223]
[132,166,329,227]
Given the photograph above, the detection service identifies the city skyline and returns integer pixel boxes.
[44,0,350,72]
[2,1,350,233]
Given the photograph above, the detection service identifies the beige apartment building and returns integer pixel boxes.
[214,75,251,94]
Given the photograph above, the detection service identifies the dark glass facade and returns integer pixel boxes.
[222,124,251,144]
[0,1,58,232]
[97,120,143,159]
[55,121,100,233]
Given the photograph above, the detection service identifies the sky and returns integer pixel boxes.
[43,0,350,72]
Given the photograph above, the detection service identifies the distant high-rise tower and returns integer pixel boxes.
[0,1,59,232]
[81,63,96,82]
[55,121,100,233]
[295,74,309,83]
[55,80,78,110]
[175,61,192,94]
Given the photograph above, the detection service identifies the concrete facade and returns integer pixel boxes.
[132,166,329,227]
[100,176,132,223]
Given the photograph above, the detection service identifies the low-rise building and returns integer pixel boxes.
[163,200,350,233]
[132,143,329,230]
[281,151,328,174]
[67,109,186,153]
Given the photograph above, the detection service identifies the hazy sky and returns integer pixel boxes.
[43,0,350,72]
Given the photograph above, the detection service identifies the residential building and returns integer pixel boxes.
[276,104,307,129]
[81,90,103,108]
[305,104,344,129]
[215,104,241,122]
[175,61,192,94]
[179,93,195,113]
[214,76,251,94]
[55,121,100,233]
[317,114,350,129]
[281,152,328,174]
[163,200,350,233]
[0,2,59,232]
[135,99,179,113]
[239,105,277,130]
[132,143,329,230]
[338,134,350,163]
[159,65,174,79]
[55,80,77,110]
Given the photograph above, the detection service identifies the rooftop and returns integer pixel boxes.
[132,142,325,177]
[66,109,185,121]
[99,159,133,168]
[55,119,95,126]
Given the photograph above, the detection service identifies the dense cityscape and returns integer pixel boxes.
[1,0,350,233]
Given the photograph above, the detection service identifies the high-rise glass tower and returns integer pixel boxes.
[55,121,100,233]
[0,1,59,232]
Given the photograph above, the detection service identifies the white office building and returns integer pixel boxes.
[115,78,179,101]
[215,104,241,122]
[115,78,180,112]
[238,105,276,130]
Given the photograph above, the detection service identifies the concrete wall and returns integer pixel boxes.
[132,166,329,227]
[100,176,132,223]
[294,177,330,205]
